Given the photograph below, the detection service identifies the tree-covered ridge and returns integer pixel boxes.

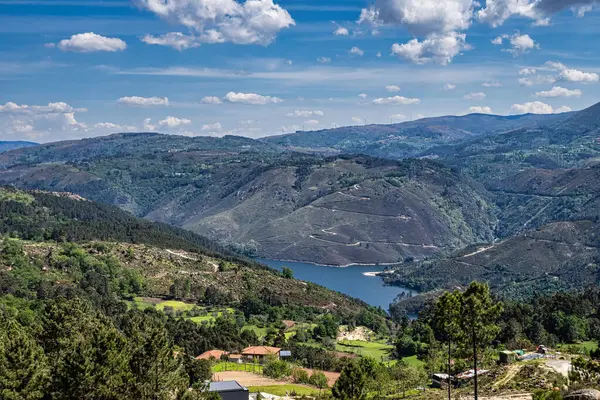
[0,186,264,268]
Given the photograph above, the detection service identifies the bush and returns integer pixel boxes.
[263,360,292,379]
[292,368,310,384]
[310,371,329,389]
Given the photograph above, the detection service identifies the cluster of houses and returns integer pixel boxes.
[197,346,290,363]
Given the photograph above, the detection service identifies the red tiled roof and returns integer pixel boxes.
[196,349,228,360]
[241,346,281,356]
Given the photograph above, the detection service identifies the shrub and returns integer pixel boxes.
[292,368,310,384]
[263,360,292,379]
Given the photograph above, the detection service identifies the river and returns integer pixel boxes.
[256,258,415,311]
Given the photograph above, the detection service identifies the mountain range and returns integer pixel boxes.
[1,102,599,298]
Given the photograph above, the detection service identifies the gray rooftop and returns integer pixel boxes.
[209,381,248,392]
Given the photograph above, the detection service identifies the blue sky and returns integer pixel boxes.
[1,0,599,142]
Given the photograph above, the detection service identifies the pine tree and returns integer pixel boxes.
[0,318,50,400]
[459,282,503,400]
[431,290,462,400]
[332,361,367,400]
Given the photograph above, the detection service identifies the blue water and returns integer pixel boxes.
[256,258,414,311]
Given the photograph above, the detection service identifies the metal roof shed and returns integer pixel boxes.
[209,381,249,400]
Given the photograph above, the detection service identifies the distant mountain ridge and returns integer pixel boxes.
[262,112,573,159]
[0,140,38,153]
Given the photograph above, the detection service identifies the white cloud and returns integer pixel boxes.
[143,118,155,131]
[135,0,295,46]
[493,33,539,56]
[158,116,192,127]
[117,96,169,106]
[201,96,223,104]
[555,105,573,113]
[141,32,203,51]
[391,32,468,65]
[482,81,502,87]
[519,68,537,76]
[304,119,319,125]
[464,92,486,100]
[518,75,557,86]
[0,101,88,141]
[390,113,407,121]
[201,122,222,130]
[94,122,136,131]
[317,56,332,64]
[376,52,382,58]
[443,83,456,90]
[510,101,569,115]
[286,110,325,118]
[477,0,600,27]
[535,86,582,98]
[351,116,363,124]
[385,85,401,92]
[468,106,493,114]
[358,0,475,36]
[350,46,365,56]
[334,26,349,36]
[372,96,421,105]
[547,61,599,83]
[56,32,126,53]
[224,92,283,105]
[358,93,368,99]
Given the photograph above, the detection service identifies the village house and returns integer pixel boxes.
[241,346,281,362]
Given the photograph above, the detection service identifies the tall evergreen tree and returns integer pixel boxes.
[431,290,462,400]
[332,361,367,400]
[0,318,50,400]
[459,282,503,400]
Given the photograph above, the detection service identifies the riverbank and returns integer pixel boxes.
[256,257,402,269]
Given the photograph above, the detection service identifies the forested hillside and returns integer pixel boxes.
[0,147,497,265]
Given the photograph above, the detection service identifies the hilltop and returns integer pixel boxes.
[0,140,37,153]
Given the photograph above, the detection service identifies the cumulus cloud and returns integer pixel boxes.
[358,0,475,36]
[224,92,283,105]
[304,119,319,125]
[286,110,325,118]
[358,93,368,99]
[482,81,502,87]
[201,96,223,104]
[390,113,407,121]
[0,101,88,141]
[135,0,294,46]
[464,92,486,100]
[547,61,599,83]
[158,116,192,127]
[510,101,568,114]
[385,85,401,92]
[519,67,537,76]
[351,116,363,124]
[493,33,539,56]
[117,96,169,106]
[555,105,573,113]
[391,32,468,65]
[535,86,582,98]
[55,32,126,53]
[334,26,349,36]
[350,46,365,56]
[94,122,136,131]
[141,32,203,50]
[372,96,421,105]
[317,56,332,64]
[443,83,457,90]
[201,122,222,130]
[477,0,599,27]
[468,106,493,114]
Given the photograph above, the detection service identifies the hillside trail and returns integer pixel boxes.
[493,364,523,390]
[461,245,496,258]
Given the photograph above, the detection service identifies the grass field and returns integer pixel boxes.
[557,341,598,354]
[155,300,198,312]
[242,324,269,338]
[335,339,394,361]
[248,385,328,397]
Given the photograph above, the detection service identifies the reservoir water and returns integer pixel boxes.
[256,258,414,311]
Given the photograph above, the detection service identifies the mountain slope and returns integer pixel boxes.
[0,140,37,153]
[0,186,372,313]
[0,147,497,265]
[262,112,572,159]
